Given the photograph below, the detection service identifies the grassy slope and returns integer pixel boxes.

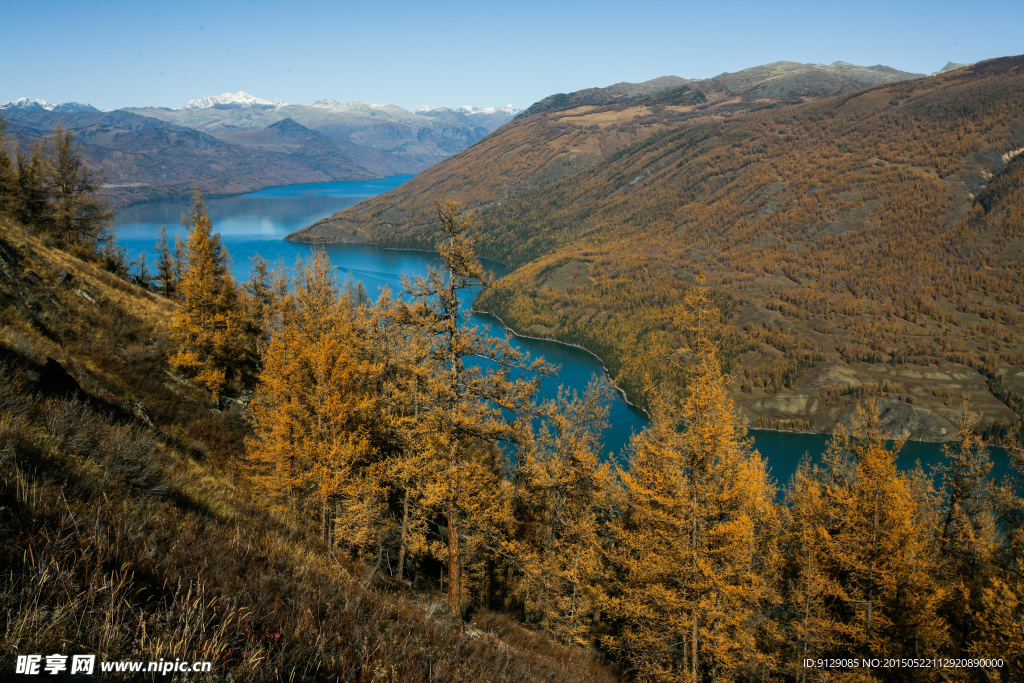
[289,57,1024,440]
[0,218,620,682]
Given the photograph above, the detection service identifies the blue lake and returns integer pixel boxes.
[113,177,1011,488]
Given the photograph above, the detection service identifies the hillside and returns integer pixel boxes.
[290,60,928,247]
[0,216,621,681]
[288,56,1024,441]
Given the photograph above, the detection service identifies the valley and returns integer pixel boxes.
[290,57,1024,442]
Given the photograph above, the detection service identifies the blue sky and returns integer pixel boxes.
[3,0,1021,111]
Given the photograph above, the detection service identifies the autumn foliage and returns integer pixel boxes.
[169,191,248,396]
[242,205,1023,680]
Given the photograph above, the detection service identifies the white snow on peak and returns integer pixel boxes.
[455,104,520,116]
[182,91,284,110]
[346,101,397,110]
[313,98,344,107]
[1,97,55,110]
[417,104,520,116]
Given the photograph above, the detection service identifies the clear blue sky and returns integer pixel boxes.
[3,0,1021,111]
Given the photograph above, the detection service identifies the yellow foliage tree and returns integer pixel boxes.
[793,404,949,678]
[508,378,613,644]
[169,191,246,396]
[400,199,552,617]
[782,456,848,682]
[973,430,1024,681]
[246,250,387,556]
[937,401,998,656]
[606,276,780,682]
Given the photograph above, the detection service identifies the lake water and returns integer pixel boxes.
[113,177,1011,488]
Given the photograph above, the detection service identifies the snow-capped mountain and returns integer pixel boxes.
[1,97,56,111]
[0,98,99,113]
[416,104,520,116]
[456,104,520,116]
[183,91,285,110]
[415,104,519,132]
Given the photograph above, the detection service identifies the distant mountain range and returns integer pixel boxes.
[0,60,968,208]
[0,92,521,206]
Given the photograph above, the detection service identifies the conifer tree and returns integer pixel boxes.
[974,429,1024,680]
[243,255,275,346]
[937,401,998,654]
[509,378,613,645]
[782,456,848,682]
[154,225,177,297]
[14,144,48,228]
[0,120,18,217]
[606,275,780,682]
[130,249,152,289]
[41,125,111,249]
[357,290,443,583]
[808,402,948,668]
[173,233,187,288]
[401,199,552,617]
[246,250,390,558]
[169,190,245,396]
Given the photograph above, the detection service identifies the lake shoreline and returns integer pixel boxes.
[113,177,1005,483]
[471,307,650,417]
[103,173,395,211]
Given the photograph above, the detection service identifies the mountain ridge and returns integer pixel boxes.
[517,60,925,118]
[289,55,1024,442]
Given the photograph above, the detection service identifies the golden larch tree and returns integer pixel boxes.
[400,199,552,617]
[169,190,246,396]
[246,249,386,555]
[606,275,780,682]
[508,378,613,644]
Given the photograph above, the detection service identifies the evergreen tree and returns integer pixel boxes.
[41,125,111,249]
[15,144,48,229]
[130,249,153,289]
[169,190,245,396]
[0,120,19,217]
[154,225,177,297]
[173,232,187,290]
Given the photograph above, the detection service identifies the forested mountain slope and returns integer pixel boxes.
[290,56,1024,440]
[0,216,619,682]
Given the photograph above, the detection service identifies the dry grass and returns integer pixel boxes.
[0,218,620,681]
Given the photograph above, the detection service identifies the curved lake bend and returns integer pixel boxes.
[113,177,1010,485]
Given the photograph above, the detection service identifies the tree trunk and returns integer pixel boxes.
[397,488,410,581]
[692,497,700,682]
[447,438,461,617]
[867,485,879,636]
